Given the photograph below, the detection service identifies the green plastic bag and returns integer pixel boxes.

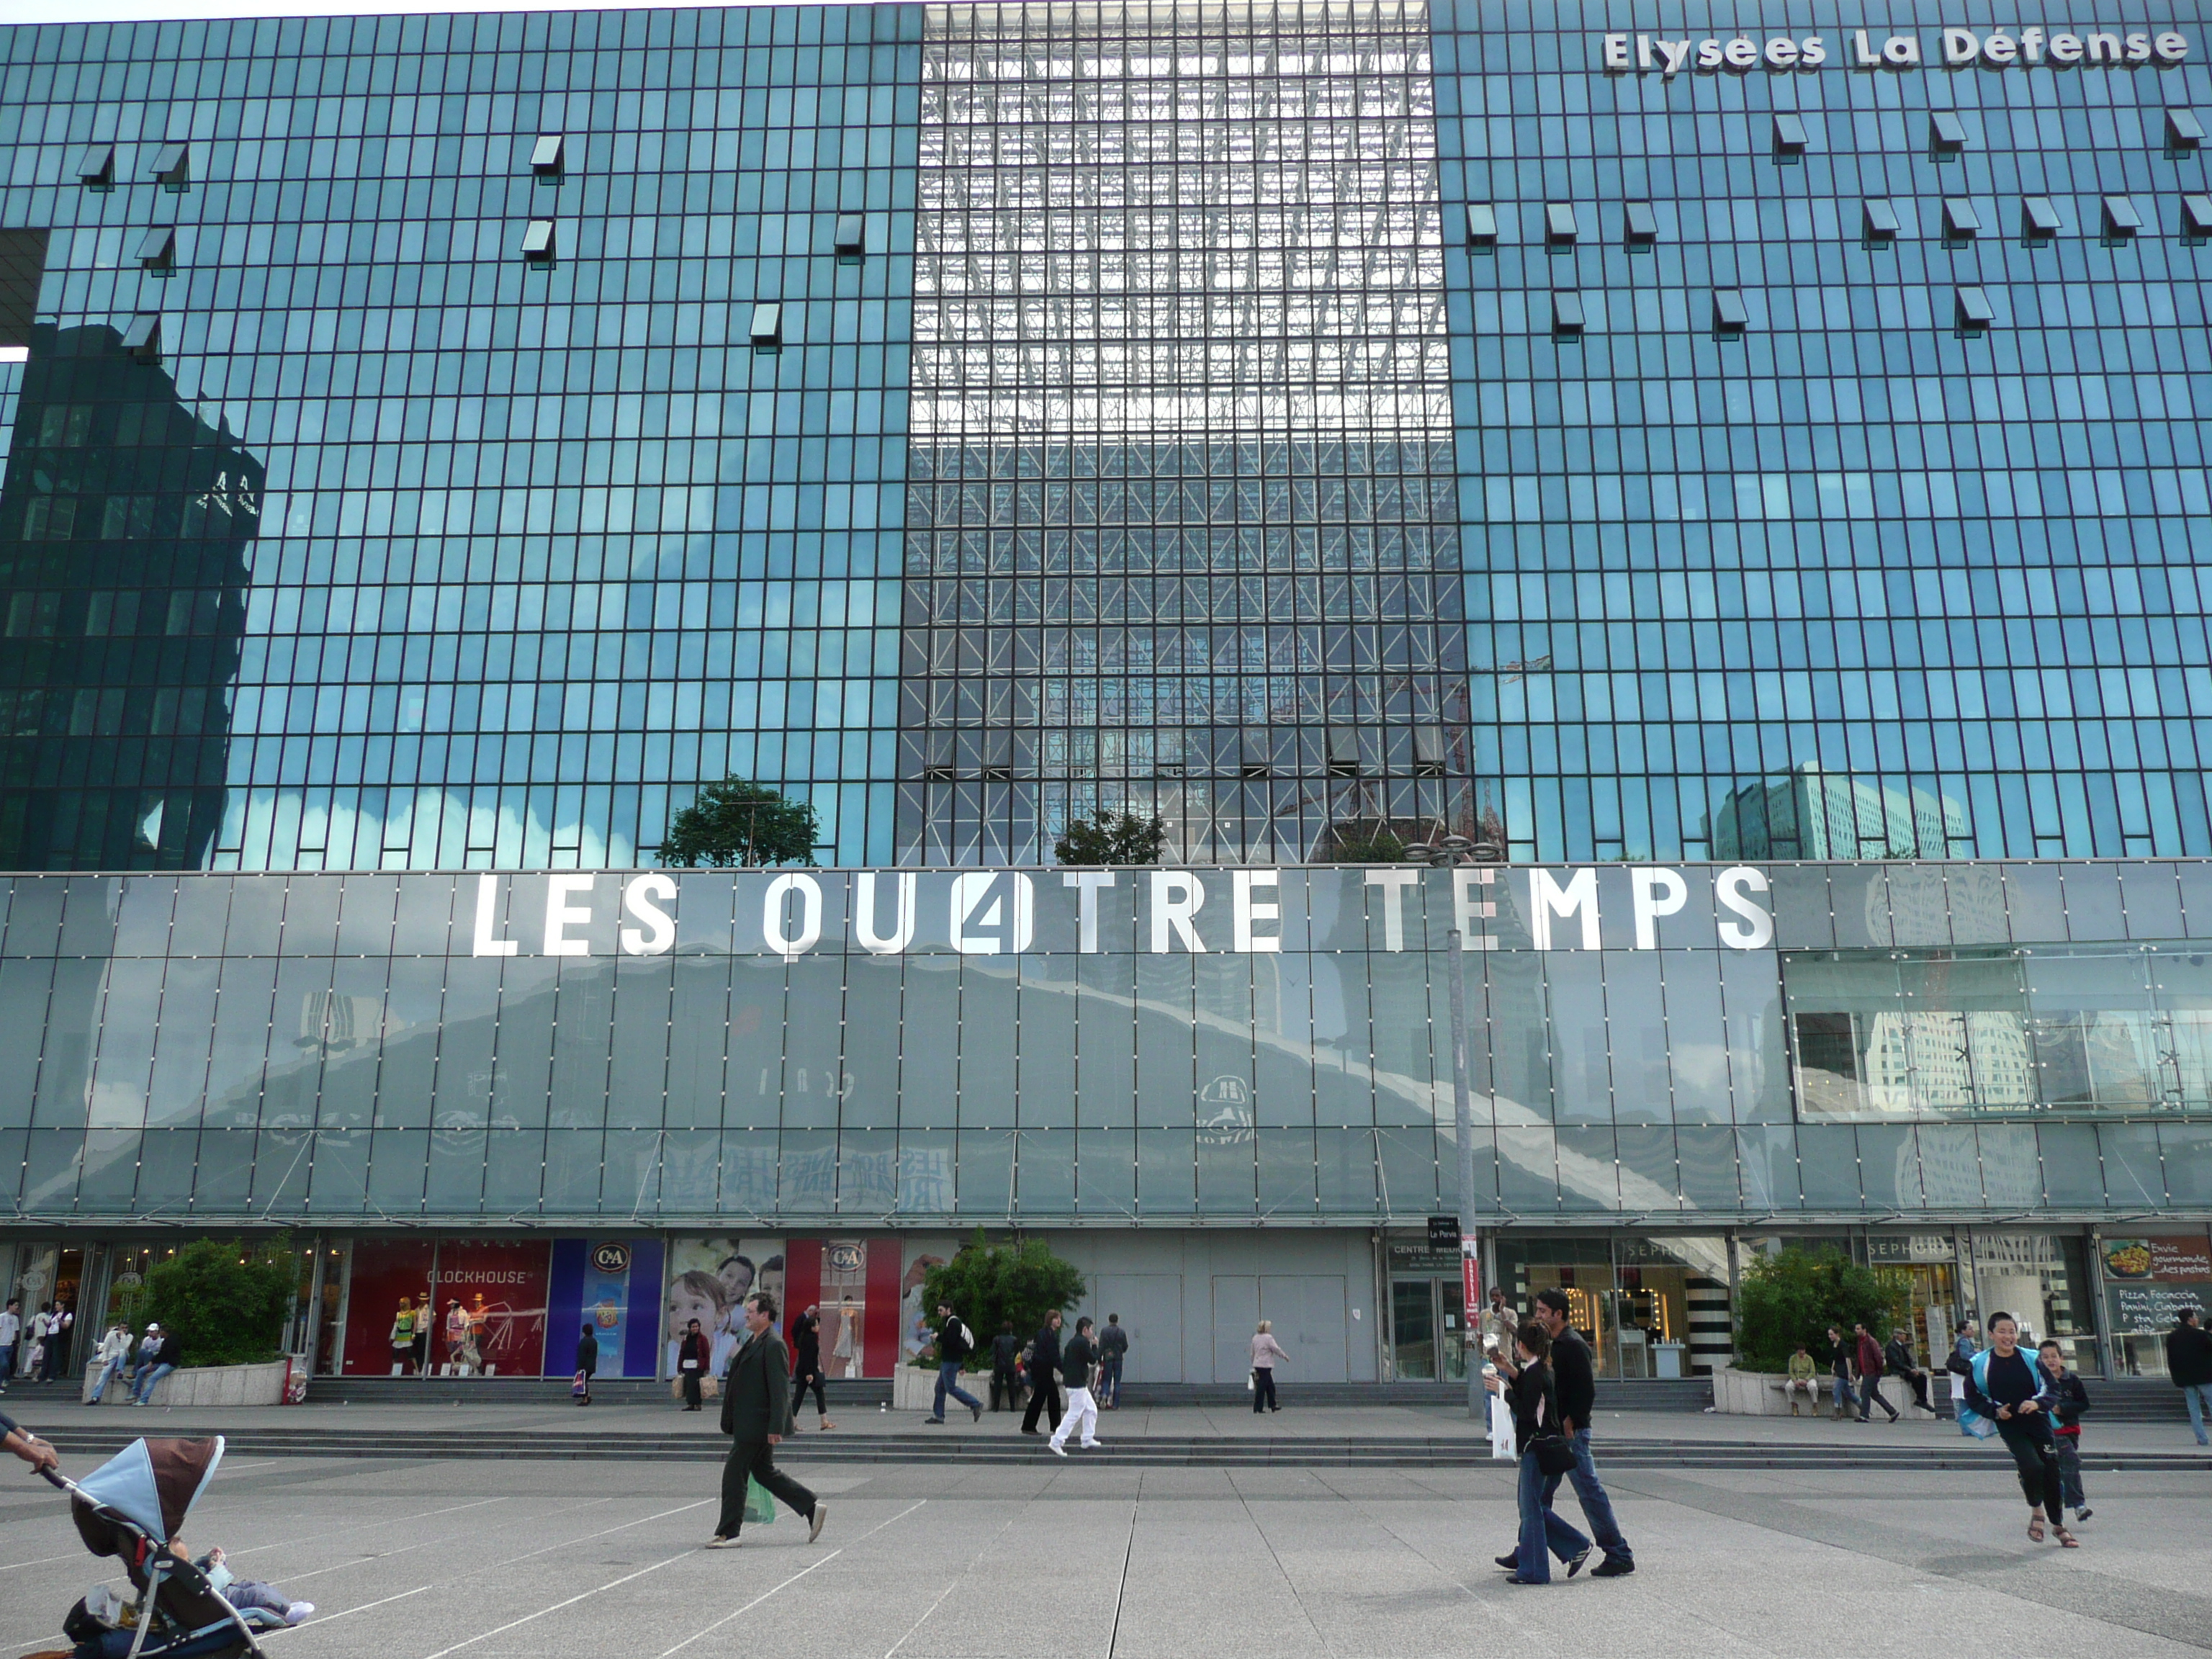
[745,1475,776,1527]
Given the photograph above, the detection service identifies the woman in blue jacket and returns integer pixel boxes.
[1961,1311,2076,1547]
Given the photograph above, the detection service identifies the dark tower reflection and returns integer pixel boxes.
[0,323,262,868]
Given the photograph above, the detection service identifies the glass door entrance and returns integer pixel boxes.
[1385,1242,1469,1382]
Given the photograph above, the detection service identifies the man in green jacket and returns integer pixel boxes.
[710,1292,827,1549]
[1784,1344,1819,1416]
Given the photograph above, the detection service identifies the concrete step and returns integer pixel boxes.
[28,1424,2212,1473]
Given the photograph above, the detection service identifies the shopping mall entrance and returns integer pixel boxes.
[1385,1241,1468,1382]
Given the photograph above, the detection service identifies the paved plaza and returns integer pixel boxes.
[3,1424,2208,1658]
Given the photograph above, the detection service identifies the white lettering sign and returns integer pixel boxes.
[1601,24,2186,73]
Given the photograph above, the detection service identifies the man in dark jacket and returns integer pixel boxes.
[1822,1326,1855,1419]
[1097,1313,1130,1409]
[1523,1289,1633,1576]
[1853,1323,1897,1423]
[925,1303,984,1425]
[711,1292,827,1549]
[1020,1310,1065,1436]
[2166,1307,2212,1446]
[1884,1328,1931,1413]
[990,1322,1022,1412]
[129,1324,179,1406]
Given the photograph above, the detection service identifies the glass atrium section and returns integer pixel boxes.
[0,6,922,873]
[899,1,1475,864]
[1430,0,2212,865]
[6,860,2212,1224]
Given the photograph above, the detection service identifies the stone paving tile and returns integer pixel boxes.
[0,1452,2206,1658]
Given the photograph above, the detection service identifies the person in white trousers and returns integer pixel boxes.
[1048,1316,1104,1455]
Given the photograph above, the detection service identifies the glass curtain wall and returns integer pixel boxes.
[899,0,1476,864]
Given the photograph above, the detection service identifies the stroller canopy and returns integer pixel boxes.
[74,1437,225,1545]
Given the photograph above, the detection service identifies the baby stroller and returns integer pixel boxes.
[27,1434,279,1659]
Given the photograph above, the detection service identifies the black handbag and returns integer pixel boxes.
[1530,1433,1578,1476]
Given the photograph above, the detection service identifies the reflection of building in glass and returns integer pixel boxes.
[1710,765,1968,862]
[898,1,1475,864]
[0,323,261,869]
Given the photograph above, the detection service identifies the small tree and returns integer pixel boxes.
[1735,1245,1912,1372]
[138,1238,296,1368]
[1053,811,1166,866]
[660,778,819,868]
[917,1228,1087,1369]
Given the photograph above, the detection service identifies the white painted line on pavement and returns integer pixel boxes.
[655,1552,843,1659]
[0,1550,82,1573]
[257,1582,433,1639]
[242,1495,613,1584]
[655,1498,930,1659]
[225,1496,518,1563]
[881,1577,961,1659]
[418,1549,697,1659]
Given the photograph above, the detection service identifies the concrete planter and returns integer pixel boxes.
[83,1359,289,1409]
[894,1364,939,1412]
[1712,1364,1943,1419]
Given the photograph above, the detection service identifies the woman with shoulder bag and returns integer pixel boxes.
[676,1318,711,1411]
[1487,1319,1588,1586]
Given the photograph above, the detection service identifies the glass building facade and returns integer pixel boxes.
[3,1,2212,1385]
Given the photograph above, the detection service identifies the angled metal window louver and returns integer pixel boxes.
[834,213,865,262]
[135,226,176,274]
[121,313,161,363]
[1465,203,1498,247]
[76,143,115,190]
[521,219,557,264]
[149,142,189,191]
[749,301,783,351]
[1863,199,1899,243]
[1624,201,1660,246]
[531,135,565,179]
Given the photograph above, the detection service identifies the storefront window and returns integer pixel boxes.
[1784,947,2212,1120]
[2097,1231,2211,1378]
[1865,1232,1961,1372]
[1968,1231,2100,1374]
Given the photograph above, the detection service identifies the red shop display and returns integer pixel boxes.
[341,1240,436,1376]
[428,1239,551,1377]
[340,1238,553,1377]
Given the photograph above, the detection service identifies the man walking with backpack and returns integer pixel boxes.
[925,1302,984,1424]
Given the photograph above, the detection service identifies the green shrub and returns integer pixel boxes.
[1735,1245,1912,1372]
[138,1238,295,1367]
[914,1228,1086,1370]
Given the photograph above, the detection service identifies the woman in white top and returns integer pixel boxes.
[1249,1321,1289,1413]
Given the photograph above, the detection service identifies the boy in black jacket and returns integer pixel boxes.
[2037,1339,2092,1523]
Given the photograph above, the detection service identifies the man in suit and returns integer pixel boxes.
[710,1292,827,1549]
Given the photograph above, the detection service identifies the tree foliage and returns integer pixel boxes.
[138,1238,297,1367]
[1053,811,1167,866]
[917,1228,1087,1369]
[1328,826,1408,862]
[1735,1245,1912,1372]
[660,778,819,868]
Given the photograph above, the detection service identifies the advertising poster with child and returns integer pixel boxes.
[666,1238,785,1377]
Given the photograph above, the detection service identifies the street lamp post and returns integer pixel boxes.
[1444,924,1480,1422]
[1403,832,1500,1423]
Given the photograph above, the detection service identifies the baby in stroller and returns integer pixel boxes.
[175,1544,315,1627]
[4,1407,297,1659]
